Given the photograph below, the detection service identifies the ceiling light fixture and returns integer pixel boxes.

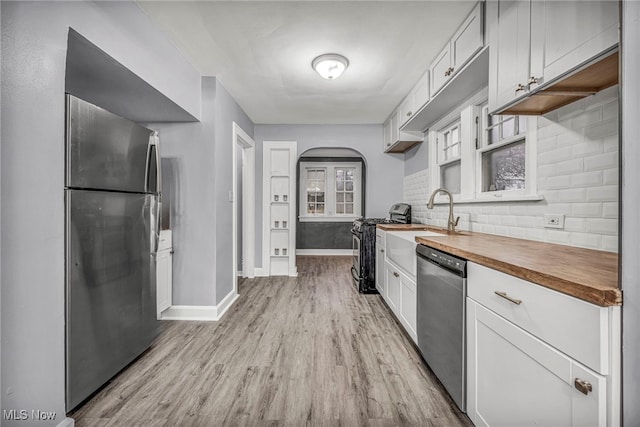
[312,53,349,80]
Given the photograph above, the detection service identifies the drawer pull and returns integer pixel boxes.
[393,272,400,278]
[575,378,593,395]
[494,291,522,305]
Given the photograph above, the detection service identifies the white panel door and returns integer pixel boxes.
[530,0,618,87]
[156,248,172,317]
[399,273,417,343]
[489,0,531,112]
[429,43,452,97]
[375,242,385,296]
[386,264,401,315]
[451,2,484,73]
[467,300,607,427]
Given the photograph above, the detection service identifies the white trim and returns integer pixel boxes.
[253,267,269,277]
[296,249,353,256]
[57,418,75,427]
[159,291,239,322]
[232,122,256,296]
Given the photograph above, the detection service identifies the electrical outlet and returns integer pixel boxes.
[544,213,565,229]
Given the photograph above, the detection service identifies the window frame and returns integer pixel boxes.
[299,161,363,222]
[427,90,541,205]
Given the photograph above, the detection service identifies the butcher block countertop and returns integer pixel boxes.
[411,231,621,307]
[376,224,437,231]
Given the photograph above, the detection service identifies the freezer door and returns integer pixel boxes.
[66,94,153,193]
[65,189,157,410]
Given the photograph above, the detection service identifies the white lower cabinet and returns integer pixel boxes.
[385,266,401,315]
[156,230,173,318]
[467,300,606,427]
[399,272,417,343]
[466,261,619,427]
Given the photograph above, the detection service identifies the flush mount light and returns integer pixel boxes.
[312,53,349,80]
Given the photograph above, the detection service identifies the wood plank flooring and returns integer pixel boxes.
[70,256,472,426]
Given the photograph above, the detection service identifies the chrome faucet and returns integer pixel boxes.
[427,188,460,232]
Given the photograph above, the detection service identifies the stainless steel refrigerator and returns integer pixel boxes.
[65,94,160,410]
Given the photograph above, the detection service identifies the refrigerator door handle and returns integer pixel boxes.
[151,132,162,254]
[144,137,153,193]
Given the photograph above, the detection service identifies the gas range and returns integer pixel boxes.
[350,203,412,293]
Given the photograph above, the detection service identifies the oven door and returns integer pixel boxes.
[351,228,361,281]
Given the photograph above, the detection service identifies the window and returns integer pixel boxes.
[428,91,538,203]
[299,161,362,221]
[305,168,326,214]
[437,121,462,194]
[477,105,536,199]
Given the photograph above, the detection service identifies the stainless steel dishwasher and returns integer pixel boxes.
[416,244,467,412]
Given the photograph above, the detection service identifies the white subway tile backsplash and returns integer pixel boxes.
[584,152,618,171]
[586,185,618,202]
[571,171,603,188]
[403,87,618,253]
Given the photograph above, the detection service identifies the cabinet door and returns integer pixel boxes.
[386,264,401,315]
[467,300,607,427]
[375,243,385,296]
[390,111,400,145]
[399,274,417,343]
[488,0,531,113]
[411,71,430,117]
[398,97,413,128]
[156,248,172,317]
[530,0,618,88]
[429,43,452,97]
[451,2,484,73]
[383,119,392,151]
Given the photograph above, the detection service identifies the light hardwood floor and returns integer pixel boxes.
[71,256,472,426]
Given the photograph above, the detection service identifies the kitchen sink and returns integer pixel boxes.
[386,230,445,277]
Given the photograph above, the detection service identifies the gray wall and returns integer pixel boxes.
[213,80,254,304]
[147,79,217,306]
[622,1,640,424]
[148,78,254,306]
[253,124,404,267]
[297,223,353,250]
[1,1,200,423]
[404,138,429,177]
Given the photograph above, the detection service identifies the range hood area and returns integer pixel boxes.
[497,49,619,116]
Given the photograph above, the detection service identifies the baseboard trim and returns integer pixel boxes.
[254,267,269,277]
[58,418,75,427]
[296,249,352,256]
[160,290,239,321]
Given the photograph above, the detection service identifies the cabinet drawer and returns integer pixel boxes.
[375,228,386,247]
[467,262,609,374]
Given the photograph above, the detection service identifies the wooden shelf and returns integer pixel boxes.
[384,140,422,154]
[500,50,618,116]
[402,46,490,132]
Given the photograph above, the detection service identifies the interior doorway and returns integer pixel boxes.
[232,122,255,295]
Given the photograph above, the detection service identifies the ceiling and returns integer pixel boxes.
[137,1,478,125]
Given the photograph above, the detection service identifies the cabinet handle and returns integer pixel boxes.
[381,249,385,253]
[515,83,527,93]
[393,272,400,278]
[528,76,540,86]
[406,111,412,117]
[574,378,593,395]
[444,67,454,77]
[494,291,522,305]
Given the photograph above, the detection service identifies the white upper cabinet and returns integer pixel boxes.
[383,119,392,151]
[430,2,484,97]
[410,70,430,118]
[529,0,618,87]
[489,0,619,114]
[488,0,531,112]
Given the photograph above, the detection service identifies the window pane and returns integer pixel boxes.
[502,117,515,139]
[345,181,353,191]
[483,140,526,191]
[452,126,459,143]
[346,170,353,180]
[316,204,324,214]
[336,204,344,214]
[518,116,527,133]
[345,192,353,202]
[336,181,344,191]
[489,126,499,145]
[317,193,324,203]
[336,169,344,179]
[307,194,315,203]
[440,160,461,195]
[451,142,460,158]
[345,204,353,214]
[336,192,345,203]
[308,203,315,214]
